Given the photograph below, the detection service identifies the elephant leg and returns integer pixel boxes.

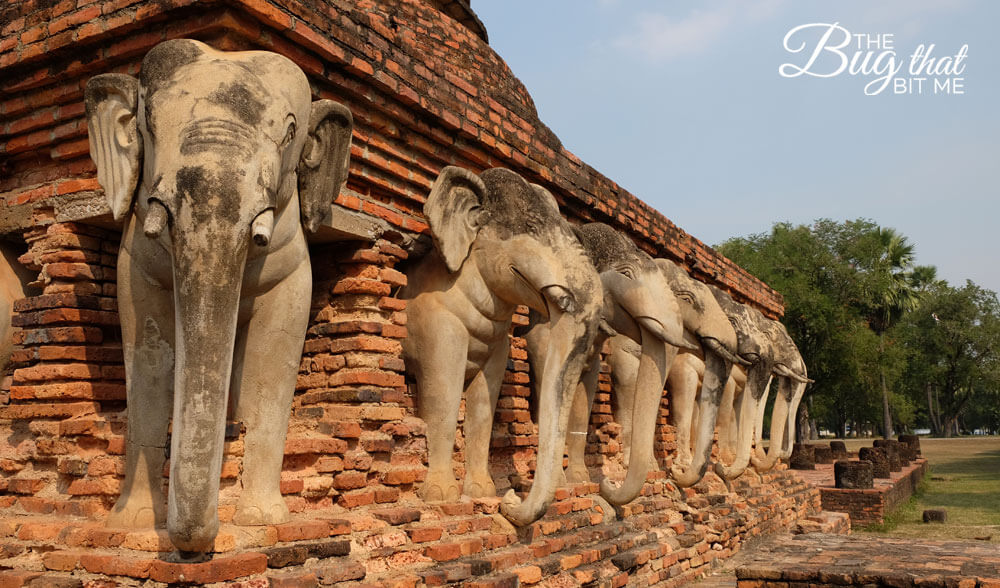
[609,336,640,466]
[410,309,469,502]
[717,376,737,465]
[668,354,698,468]
[565,358,600,484]
[107,235,175,528]
[463,341,509,498]
[231,259,311,526]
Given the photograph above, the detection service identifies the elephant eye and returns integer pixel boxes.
[675,290,694,304]
[618,266,635,279]
[280,122,296,148]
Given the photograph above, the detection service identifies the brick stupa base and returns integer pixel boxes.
[0,471,823,587]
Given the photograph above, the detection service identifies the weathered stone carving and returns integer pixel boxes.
[751,320,811,472]
[710,291,776,480]
[84,39,353,554]
[401,166,602,526]
[532,223,691,506]
[642,259,744,487]
[1,244,33,374]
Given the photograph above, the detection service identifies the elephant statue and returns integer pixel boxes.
[527,223,693,506]
[84,39,353,554]
[609,258,745,488]
[709,287,779,480]
[2,243,33,374]
[752,320,810,471]
[401,166,603,526]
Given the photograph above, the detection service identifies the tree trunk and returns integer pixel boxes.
[926,382,940,435]
[879,333,894,439]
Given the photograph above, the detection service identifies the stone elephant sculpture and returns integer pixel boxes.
[528,223,693,506]
[710,288,779,480]
[752,320,810,471]
[85,39,353,554]
[401,166,602,526]
[609,258,745,488]
[1,243,33,374]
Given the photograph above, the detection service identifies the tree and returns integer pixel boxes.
[858,227,922,438]
[898,281,1000,437]
[718,220,886,438]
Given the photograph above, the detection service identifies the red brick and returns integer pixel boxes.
[148,552,267,584]
[408,526,443,543]
[425,542,462,562]
[43,550,85,571]
[275,520,330,542]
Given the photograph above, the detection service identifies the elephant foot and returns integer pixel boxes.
[464,473,497,498]
[106,495,163,528]
[420,471,462,502]
[233,494,290,526]
[565,463,591,484]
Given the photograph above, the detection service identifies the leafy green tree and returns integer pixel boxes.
[898,281,1000,436]
[718,220,885,438]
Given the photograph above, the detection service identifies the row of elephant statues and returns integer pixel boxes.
[74,39,808,556]
[403,166,812,527]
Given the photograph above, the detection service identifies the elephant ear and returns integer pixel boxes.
[530,183,560,213]
[425,166,487,273]
[298,100,353,233]
[85,73,142,221]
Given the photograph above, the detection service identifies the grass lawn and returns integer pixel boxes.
[836,436,1000,543]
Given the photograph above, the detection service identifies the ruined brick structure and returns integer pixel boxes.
[0,0,822,585]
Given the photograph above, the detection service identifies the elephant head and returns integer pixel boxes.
[753,321,810,471]
[402,166,602,527]
[654,259,745,487]
[552,223,691,506]
[708,287,776,480]
[86,39,352,554]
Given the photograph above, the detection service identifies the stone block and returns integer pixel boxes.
[834,460,873,489]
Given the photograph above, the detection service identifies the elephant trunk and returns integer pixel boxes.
[752,376,792,472]
[671,350,731,487]
[780,380,809,458]
[166,210,250,554]
[715,362,770,480]
[502,309,591,526]
[600,329,673,505]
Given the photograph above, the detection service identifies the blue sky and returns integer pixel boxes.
[474,1,1000,292]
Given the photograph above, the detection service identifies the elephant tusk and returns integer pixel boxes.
[702,337,750,366]
[774,363,810,383]
[144,200,168,239]
[251,209,274,247]
[636,316,697,351]
[542,284,576,314]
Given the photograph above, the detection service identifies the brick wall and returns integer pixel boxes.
[0,0,783,316]
[0,0,814,585]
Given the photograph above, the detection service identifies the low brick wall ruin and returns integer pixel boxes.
[795,459,928,528]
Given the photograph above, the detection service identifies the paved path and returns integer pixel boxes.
[734,533,1000,587]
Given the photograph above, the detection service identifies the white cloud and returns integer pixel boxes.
[613,0,786,62]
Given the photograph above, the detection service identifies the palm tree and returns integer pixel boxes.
[863,228,921,438]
